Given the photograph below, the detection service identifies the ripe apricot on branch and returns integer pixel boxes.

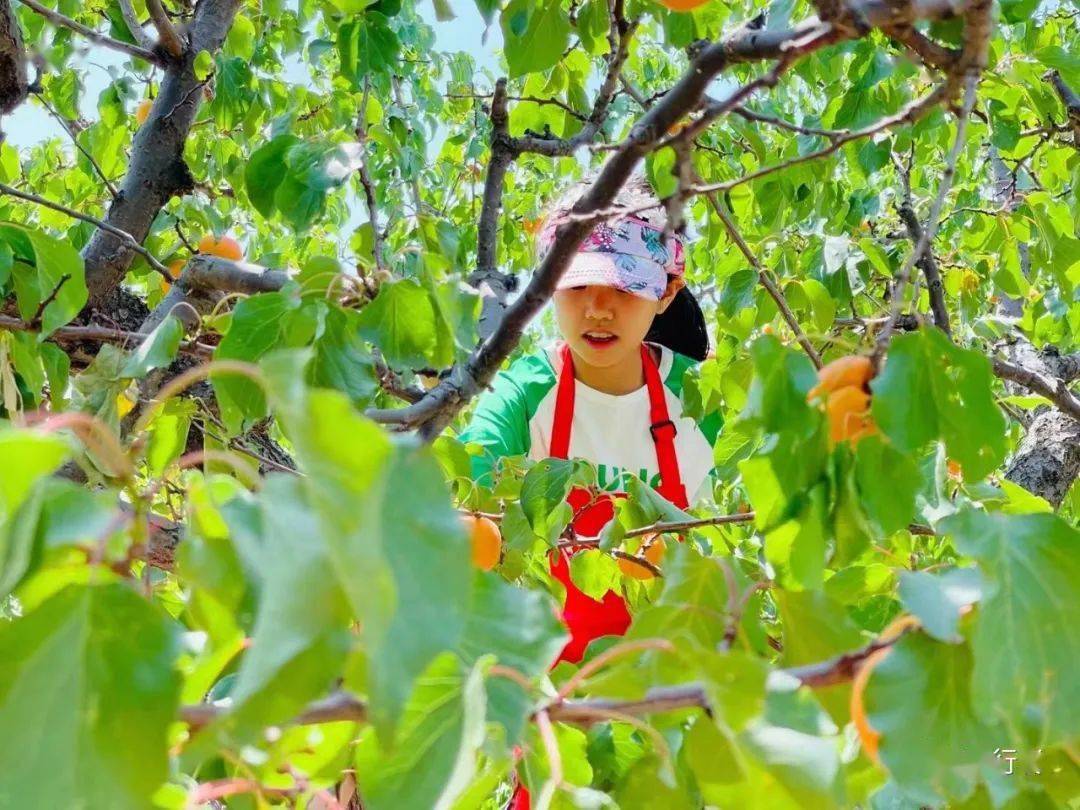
[618,534,666,580]
[135,99,152,126]
[826,385,876,445]
[851,647,889,764]
[197,234,244,261]
[657,0,710,10]
[807,355,874,402]
[463,514,502,571]
[849,614,921,765]
[159,258,185,294]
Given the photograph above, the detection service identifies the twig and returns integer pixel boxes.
[875,74,979,360]
[697,174,823,367]
[0,181,173,281]
[19,0,161,65]
[892,151,951,336]
[0,313,215,357]
[145,0,185,58]
[354,75,387,274]
[34,94,119,197]
[117,0,156,51]
[28,273,70,328]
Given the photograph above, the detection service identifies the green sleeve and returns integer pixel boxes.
[457,369,532,488]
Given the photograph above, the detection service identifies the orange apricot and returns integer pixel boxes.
[618,534,666,580]
[197,234,244,261]
[135,99,153,126]
[826,385,874,445]
[807,355,874,401]
[159,258,185,294]
[462,514,502,571]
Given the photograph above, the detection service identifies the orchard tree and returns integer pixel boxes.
[0,0,1077,807]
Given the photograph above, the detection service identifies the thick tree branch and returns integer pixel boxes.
[992,358,1080,420]
[18,0,161,65]
[467,77,516,340]
[0,314,214,357]
[81,0,242,309]
[1044,69,1080,148]
[0,0,28,114]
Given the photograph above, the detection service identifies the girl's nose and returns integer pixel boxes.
[583,288,615,320]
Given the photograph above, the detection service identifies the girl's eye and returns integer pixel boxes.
[571,285,586,291]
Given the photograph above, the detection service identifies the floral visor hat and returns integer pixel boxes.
[536,203,686,302]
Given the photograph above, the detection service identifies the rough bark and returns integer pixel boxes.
[989,147,1080,506]
[0,0,28,115]
[81,0,242,309]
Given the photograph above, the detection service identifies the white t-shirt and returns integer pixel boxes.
[458,341,722,505]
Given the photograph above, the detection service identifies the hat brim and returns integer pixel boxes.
[553,253,667,301]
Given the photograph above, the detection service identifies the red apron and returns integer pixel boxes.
[509,341,688,810]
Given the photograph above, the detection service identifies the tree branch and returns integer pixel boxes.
[117,0,157,52]
[992,358,1080,420]
[18,0,161,65]
[178,628,915,732]
[145,0,185,59]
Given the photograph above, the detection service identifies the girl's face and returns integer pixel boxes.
[553,278,685,371]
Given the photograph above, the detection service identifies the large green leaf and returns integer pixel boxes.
[871,329,1006,480]
[940,508,1080,745]
[337,12,401,86]
[186,474,352,759]
[500,0,571,78]
[356,278,453,369]
[0,223,88,337]
[456,572,567,747]
[865,631,999,803]
[361,652,488,810]
[120,314,184,378]
[0,583,180,809]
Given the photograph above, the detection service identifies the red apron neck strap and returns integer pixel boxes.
[550,342,575,459]
[641,343,688,508]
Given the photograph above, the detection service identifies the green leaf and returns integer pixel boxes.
[363,653,489,810]
[0,223,88,337]
[0,583,180,809]
[865,631,999,801]
[457,573,566,747]
[852,435,920,535]
[245,134,300,218]
[897,567,983,644]
[519,457,580,545]
[337,13,401,87]
[185,474,353,758]
[355,279,451,369]
[775,588,863,725]
[310,306,377,406]
[120,315,183,378]
[500,0,571,78]
[193,49,215,80]
[871,328,1006,480]
[213,291,298,432]
[939,509,1080,745]
[720,268,758,318]
[0,427,70,521]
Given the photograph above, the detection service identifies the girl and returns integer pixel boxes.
[459,178,723,806]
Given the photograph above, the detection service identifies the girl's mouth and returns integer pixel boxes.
[583,332,618,348]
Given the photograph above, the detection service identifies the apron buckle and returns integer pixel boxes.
[650,419,678,442]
